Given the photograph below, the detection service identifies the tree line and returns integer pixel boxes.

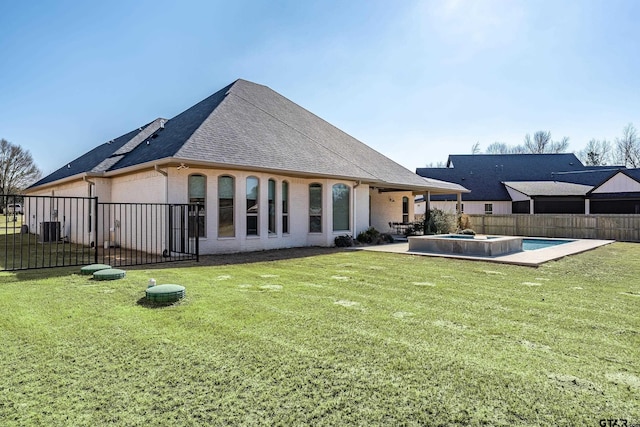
[467,123,640,167]
[0,138,42,195]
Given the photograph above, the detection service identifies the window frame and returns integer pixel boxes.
[246,176,259,236]
[188,174,206,238]
[268,179,276,235]
[282,181,289,234]
[218,175,235,238]
[402,196,409,224]
[332,183,350,232]
[309,183,322,233]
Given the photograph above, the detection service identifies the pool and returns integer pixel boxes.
[408,234,577,257]
[408,234,523,256]
[522,238,574,251]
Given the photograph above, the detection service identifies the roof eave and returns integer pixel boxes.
[25,171,105,193]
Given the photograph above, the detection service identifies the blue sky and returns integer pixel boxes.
[1,0,639,175]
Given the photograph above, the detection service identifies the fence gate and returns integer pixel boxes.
[1,194,199,271]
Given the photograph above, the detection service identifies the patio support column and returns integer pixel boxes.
[456,193,461,214]
[585,198,590,215]
[529,199,535,214]
[424,191,431,216]
[423,191,431,232]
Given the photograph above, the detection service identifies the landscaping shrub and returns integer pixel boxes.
[334,234,355,247]
[356,227,380,244]
[425,208,455,234]
[380,233,395,243]
[457,213,473,231]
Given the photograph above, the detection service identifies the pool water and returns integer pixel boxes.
[522,238,574,251]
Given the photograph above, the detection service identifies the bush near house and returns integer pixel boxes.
[334,234,355,247]
[356,227,394,245]
[405,208,456,236]
[457,213,473,232]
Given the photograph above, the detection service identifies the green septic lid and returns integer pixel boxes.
[93,268,126,280]
[80,264,112,275]
[146,284,186,302]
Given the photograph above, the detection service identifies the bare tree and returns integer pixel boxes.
[485,142,526,154]
[424,161,446,168]
[523,131,569,154]
[614,123,640,167]
[577,139,613,166]
[471,141,481,154]
[0,138,42,194]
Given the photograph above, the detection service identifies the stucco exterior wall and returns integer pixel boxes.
[110,171,167,203]
[369,189,413,233]
[164,168,367,254]
[23,167,413,254]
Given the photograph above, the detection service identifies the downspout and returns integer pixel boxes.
[154,165,169,203]
[83,176,97,262]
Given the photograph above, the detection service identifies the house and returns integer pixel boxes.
[416,153,639,215]
[26,79,467,254]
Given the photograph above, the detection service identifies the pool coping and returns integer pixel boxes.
[353,237,615,267]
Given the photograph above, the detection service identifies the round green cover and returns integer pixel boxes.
[80,264,112,275]
[93,268,126,280]
[146,284,186,302]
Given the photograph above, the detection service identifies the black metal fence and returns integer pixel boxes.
[1,194,199,271]
[96,202,199,268]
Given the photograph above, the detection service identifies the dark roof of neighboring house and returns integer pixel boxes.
[549,168,628,186]
[417,154,587,201]
[32,79,455,192]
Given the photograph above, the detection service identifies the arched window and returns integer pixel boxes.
[268,179,276,234]
[246,176,259,236]
[188,174,206,237]
[332,183,350,231]
[309,183,322,233]
[282,181,289,234]
[402,196,409,223]
[218,175,235,237]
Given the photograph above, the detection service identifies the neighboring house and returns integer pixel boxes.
[416,153,639,215]
[585,169,640,214]
[417,154,589,214]
[26,79,466,254]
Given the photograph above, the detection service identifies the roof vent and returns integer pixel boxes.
[160,119,166,129]
[67,164,71,169]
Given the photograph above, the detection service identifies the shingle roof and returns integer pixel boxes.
[503,181,592,197]
[417,154,590,201]
[29,126,145,187]
[33,79,458,193]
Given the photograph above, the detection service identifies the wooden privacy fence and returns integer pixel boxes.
[467,214,640,242]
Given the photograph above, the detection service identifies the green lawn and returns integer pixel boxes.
[1,243,639,426]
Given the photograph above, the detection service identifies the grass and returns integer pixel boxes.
[1,243,639,426]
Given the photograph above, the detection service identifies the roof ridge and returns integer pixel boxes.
[91,119,166,172]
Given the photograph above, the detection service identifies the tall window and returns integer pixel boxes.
[484,203,493,215]
[188,174,206,237]
[218,176,235,237]
[402,196,409,223]
[332,184,350,231]
[309,183,322,233]
[268,179,276,234]
[246,177,259,236]
[282,181,289,234]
